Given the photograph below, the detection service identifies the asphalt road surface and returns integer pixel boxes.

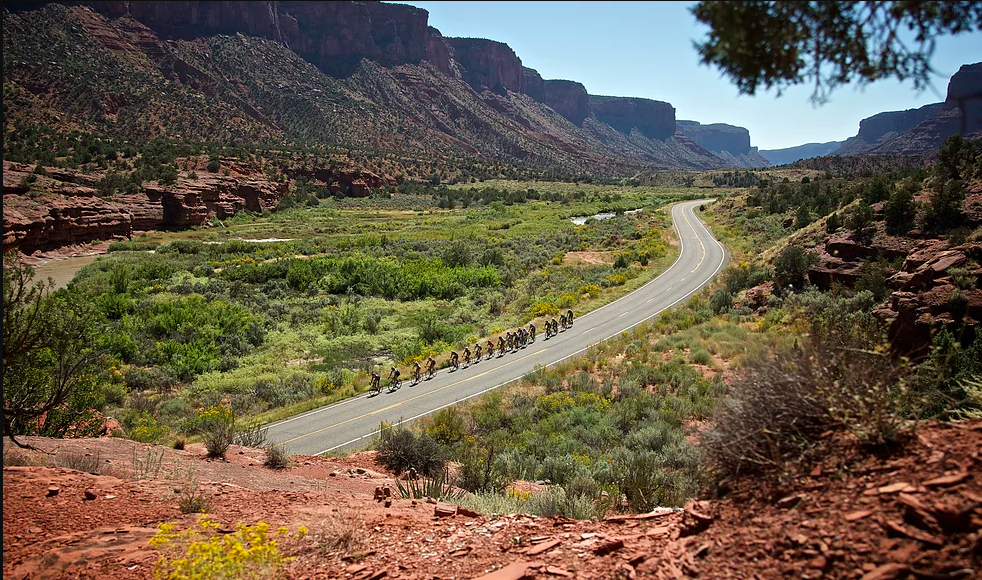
[266,199,728,455]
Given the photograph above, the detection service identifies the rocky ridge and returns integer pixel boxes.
[3,1,749,173]
[834,62,982,157]
[589,95,676,141]
[677,120,770,167]
[2,160,290,253]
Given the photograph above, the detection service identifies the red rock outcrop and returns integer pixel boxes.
[834,62,981,156]
[804,194,981,354]
[523,67,544,102]
[676,120,770,167]
[2,162,286,253]
[542,79,590,126]
[447,37,525,94]
[677,120,752,156]
[835,102,945,155]
[589,95,676,140]
[424,26,455,77]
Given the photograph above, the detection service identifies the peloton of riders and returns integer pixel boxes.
[369,313,573,392]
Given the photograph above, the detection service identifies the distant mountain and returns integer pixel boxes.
[834,62,981,156]
[2,1,750,173]
[676,121,770,168]
[759,141,844,166]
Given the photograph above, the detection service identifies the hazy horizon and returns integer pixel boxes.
[398,0,982,151]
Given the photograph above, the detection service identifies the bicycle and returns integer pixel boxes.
[370,373,383,396]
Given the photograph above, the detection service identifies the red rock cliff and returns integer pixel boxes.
[589,95,676,140]
[542,79,590,126]
[446,37,524,94]
[677,120,752,155]
[9,1,432,77]
[2,162,286,254]
[523,67,545,102]
[424,26,455,76]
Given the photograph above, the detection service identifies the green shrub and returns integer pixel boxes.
[185,405,236,459]
[704,332,912,478]
[395,468,463,501]
[177,481,210,514]
[709,289,733,314]
[689,349,713,366]
[375,424,446,477]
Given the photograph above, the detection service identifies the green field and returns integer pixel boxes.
[60,184,717,437]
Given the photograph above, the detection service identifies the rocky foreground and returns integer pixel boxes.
[3,420,979,580]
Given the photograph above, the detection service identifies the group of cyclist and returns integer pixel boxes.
[369,309,573,395]
[544,310,575,338]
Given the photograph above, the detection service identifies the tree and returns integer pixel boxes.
[692,2,982,103]
[848,203,876,244]
[794,205,812,230]
[3,253,103,446]
[884,187,918,235]
[826,211,842,233]
[923,178,966,233]
[774,245,817,290]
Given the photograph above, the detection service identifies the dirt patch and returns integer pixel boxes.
[5,420,980,579]
[562,251,616,267]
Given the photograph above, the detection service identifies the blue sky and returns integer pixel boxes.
[396,1,981,150]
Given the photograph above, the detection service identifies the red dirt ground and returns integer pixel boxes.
[4,420,980,579]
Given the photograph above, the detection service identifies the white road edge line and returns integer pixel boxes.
[315,200,727,455]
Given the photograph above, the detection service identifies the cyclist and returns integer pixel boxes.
[528,322,536,342]
[450,350,460,370]
[560,313,567,329]
[388,366,401,391]
[463,347,472,366]
[412,361,422,384]
[370,371,382,394]
[486,339,495,360]
[551,318,559,336]
[566,309,574,327]
[426,356,436,378]
[474,343,482,361]
[497,335,506,356]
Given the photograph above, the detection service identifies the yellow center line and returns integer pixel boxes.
[278,348,547,445]
[681,206,708,273]
[582,326,596,334]
[617,311,628,317]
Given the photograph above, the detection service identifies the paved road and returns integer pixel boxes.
[266,200,728,455]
